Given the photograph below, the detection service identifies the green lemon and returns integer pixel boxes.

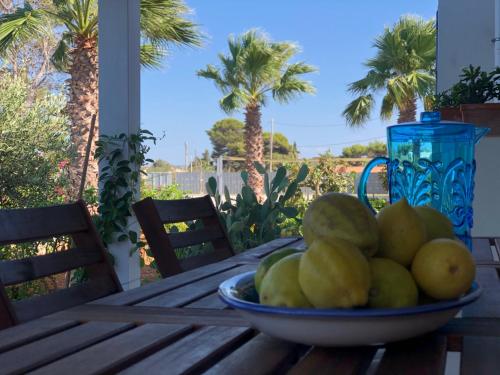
[259,253,312,308]
[254,248,302,293]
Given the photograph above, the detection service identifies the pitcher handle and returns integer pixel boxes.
[357,157,389,214]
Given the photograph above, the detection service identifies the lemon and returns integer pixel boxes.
[303,193,379,256]
[414,206,455,241]
[368,258,418,308]
[377,198,427,266]
[411,239,476,300]
[254,248,302,293]
[259,253,312,308]
[299,238,371,308]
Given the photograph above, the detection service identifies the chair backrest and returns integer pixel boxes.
[0,201,122,328]
[133,196,234,278]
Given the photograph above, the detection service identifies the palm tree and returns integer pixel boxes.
[198,30,315,197]
[343,15,435,126]
[0,0,201,197]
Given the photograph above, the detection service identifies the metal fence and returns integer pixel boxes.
[144,171,387,197]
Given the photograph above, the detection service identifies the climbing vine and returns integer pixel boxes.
[94,130,155,254]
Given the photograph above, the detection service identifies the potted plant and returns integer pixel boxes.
[436,65,500,134]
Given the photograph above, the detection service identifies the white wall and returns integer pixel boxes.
[437,0,495,92]
[437,0,499,237]
[98,0,141,289]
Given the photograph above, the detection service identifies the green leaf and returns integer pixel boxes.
[224,186,231,204]
[281,206,299,218]
[206,176,217,195]
[264,173,270,197]
[129,230,138,243]
[242,186,256,205]
[254,162,266,175]
[271,166,286,191]
[295,164,309,183]
[229,221,244,233]
[240,171,248,185]
[221,201,233,211]
[283,181,298,202]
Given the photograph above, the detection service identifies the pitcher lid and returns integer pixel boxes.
[387,111,488,142]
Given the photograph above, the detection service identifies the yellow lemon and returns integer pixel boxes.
[414,206,455,241]
[259,253,312,308]
[254,248,302,293]
[299,238,370,308]
[377,198,427,266]
[368,258,418,308]
[302,193,379,256]
[411,239,475,300]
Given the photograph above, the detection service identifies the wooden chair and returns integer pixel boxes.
[133,196,234,278]
[0,201,122,329]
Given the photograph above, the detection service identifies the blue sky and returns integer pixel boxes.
[141,0,438,165]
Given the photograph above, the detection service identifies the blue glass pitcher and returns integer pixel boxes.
[358,111,489,242]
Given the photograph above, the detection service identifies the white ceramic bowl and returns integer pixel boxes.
[219,271,482,347]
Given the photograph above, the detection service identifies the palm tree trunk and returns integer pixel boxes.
[397,96,417,124]
[67,37,99,200]
[398,96,421,161]
[244,103,264,198]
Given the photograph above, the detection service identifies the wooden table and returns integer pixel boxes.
[0,237,499,375]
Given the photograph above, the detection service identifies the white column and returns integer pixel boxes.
[98,0,141,289]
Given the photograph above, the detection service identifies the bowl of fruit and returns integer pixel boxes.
[218,193,482,346]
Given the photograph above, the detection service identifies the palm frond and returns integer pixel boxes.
[51,0,98,38]
[219,91,244,113]
[404,71,435,98]
[272,77,315,103]
[140,43,166,69]
[51,32,74,72]
[380,93,395,121]
[272,62,316,103]
[0,4,48,54]
[140,0,202,48]
[342,95,375,127]
[197,64,230,92]
[386,76,412,107]
[348,70,388,94]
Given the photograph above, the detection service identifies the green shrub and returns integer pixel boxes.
[369,197,389,212]
[0,76,70,208]
[141,183,187,200]
[0,75,71,300]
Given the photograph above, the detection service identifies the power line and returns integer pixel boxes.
[272,119,381,128]
[298,136,386,149]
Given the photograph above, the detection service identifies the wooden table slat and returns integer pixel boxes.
[0,322,133,374]
[234,237,303,259]
[463,267,500,318]
[492,238,500,262]
[460,336,500,375]
[203,334,302,375]
[119,326,252,375]
[0,319,78,354]
[472,238,493,262]
[29,324,192,375]
[46,304,250,327]
[185,292,227,309]
[438,317,500,338]
[138,264,255,308]
[376,334,447,375]
[90,261,239,306]
[288,346,377,375]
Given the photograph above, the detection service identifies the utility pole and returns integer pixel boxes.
[269,118,274,172]
[184,141,188,171]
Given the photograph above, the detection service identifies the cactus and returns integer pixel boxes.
[206,163,309,252]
